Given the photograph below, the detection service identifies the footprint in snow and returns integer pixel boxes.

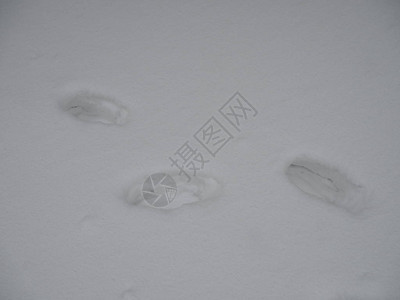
[127,172,223,209]
[61,90,128,125]
[286,157,369,214]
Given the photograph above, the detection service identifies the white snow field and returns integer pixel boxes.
[1,1,400,299]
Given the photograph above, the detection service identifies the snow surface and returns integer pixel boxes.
[286,157,369,214]
[60,90,129,125]
[1,1,400,299]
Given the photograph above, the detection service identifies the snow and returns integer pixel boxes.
[1,1,400,299]
[128,172,223,209]
[60,90,129,125]
[286,157,369,214]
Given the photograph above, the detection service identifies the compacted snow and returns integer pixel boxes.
[1,1,400,299]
